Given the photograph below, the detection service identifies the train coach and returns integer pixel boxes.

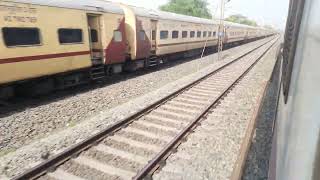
[0,0,274,99]
[0,0,128,98]
[122,6,273,66]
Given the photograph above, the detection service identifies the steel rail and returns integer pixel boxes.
[13,37,276,180]
[133,38,279,180]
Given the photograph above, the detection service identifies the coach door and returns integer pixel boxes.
[223,27,228,43]
[87,14,103,65]
[151,20,158,52]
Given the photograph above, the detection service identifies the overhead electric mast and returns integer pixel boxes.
[218,0,230,61]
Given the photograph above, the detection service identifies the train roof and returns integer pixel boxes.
[128,5,261,29]
[129,5,219,25]
[8,0,263,30]
[7,0,124,14]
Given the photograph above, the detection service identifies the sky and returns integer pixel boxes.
[110,0,289,30]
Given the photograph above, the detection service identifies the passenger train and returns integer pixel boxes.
[0,0,274,99]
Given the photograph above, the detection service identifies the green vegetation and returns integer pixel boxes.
[225,14,258,26]
[159,0,212,19]
[263,25,274,30]
[0,148,16,157]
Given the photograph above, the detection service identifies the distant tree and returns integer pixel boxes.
[225,14,258,26]
[263,25,274,30]
[159,0,212,19]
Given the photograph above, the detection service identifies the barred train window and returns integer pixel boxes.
[58,29,82,44]
[190,31,195,38]
[90,29,98,43]
[152,30,156,40]
[182,31,188,38]
[212,31,216,37]
[203,31,207,37]
[139,30,146,41]
[172,31,179,39]
[113,30,122,42]
[197,31,201,38]
[160,31,168,39]
[2,27,41,47]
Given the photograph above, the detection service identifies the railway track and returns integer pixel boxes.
[13,36,278,180]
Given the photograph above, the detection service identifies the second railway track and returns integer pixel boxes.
[13,36,278,180]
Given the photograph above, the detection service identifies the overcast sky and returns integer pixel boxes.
[110,0,289,30]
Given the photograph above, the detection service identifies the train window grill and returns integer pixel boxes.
[208,31,212,37]
[139,30,146,41]
[90,29,98,43]
[58,29,83,44]
[2,27,41,47]
[197,31,201,38]
[113,30,122,42]
[213,32,216,37]
[203,31,207,37]
[152,30,156,40]
[160,31,168,39]
[190,31,195,38]
[172,31,179,39]
[182,31,188,38]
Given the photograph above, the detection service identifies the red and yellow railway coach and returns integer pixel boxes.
[125,6,220,63]
[0,0,127,98]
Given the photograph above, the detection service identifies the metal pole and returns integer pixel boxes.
[217,0,225,61]
[201,39,208,58]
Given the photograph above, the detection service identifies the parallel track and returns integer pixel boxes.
[13,36,278,180]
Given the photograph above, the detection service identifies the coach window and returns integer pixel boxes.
[182,31,188,38]
[160,31,168,39]
[58,29,83,44]
[190,31,195,38]
[208,31,212,37]
[172,31,179,39]
[197,31,201,38]
[203,31,207,37]
[152,30,156,40]
[2,27,41,47]
[90,29,98,43]
[213,31,216,37]
[113,30,122,42]
[139,30,146,41]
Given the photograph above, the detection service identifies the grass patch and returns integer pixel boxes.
[0,148,16,158]
[67,120,78,128]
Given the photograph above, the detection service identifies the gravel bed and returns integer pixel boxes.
[147,115,189,127]
[150,110,193,122]
[242,46,280,180]
[116,131,168,146]
[83,149,143,172]
[153,40,279,180]
[60,160,120,180]
[0,38,273,178]
[130,121,178,136]
[103,139,155,158]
